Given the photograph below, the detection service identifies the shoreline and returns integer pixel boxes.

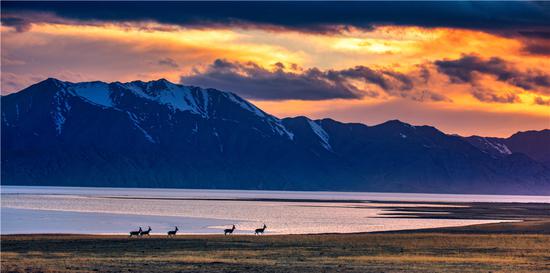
[3,218,549,237]
[4,184,550,198]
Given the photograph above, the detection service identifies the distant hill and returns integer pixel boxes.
[465,130,550,168]
[2,78,549,194]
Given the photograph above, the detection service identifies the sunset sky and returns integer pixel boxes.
[1,1,549,137]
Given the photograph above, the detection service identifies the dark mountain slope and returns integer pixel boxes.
[2,78,549,194]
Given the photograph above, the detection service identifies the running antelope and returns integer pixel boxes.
[168,226,179,237]
[255,224,267,235]
[129,227,142,237]
[140,226,152,236]
[224,225,236,235]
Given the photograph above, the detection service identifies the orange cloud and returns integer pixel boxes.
[1,21,548,136]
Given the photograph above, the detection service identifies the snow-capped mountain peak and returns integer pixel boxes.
[8,78,295,140]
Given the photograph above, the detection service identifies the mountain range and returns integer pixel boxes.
[2,78,549,194]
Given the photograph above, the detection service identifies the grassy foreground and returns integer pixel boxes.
[2,229,550,273]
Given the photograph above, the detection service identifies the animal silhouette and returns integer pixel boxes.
[168,226,179,237]
[224,225,236,235]
[140,226,152,236]
[129,227,142,237]
[255,224,267,235]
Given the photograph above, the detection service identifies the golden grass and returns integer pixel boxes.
[2,233,550,273]
[337,255,528,264]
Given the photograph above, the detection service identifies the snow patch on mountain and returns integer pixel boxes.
[126,112,156,143]
[2,114,9,127]
[271,121,294,140]
[124,81,208,116]
[223,91,293,140]
[212,127,223,152]
[52,111,66,135]
[482,137,512,155]
[224,92,266,118]
[155,86,198,113]
[198,90,210,116]
[51,90,72,135]
[466,136,513,156]
[71,82,113,108]
[307,119,331,150]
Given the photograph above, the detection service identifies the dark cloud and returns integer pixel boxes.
[181,59,448,102]
[417,65,431,84]
[517,30,550,39]
[181,59,365,101]
[415,90,451,102]
[328,68,420,96]
[523,41,550,55]
[472,89,521,104]
[435,55,510,83]
[381,70,414,91]
[510,30,550,56]
[329,66,390,90]
[534,96,550,106]
[0,16,31,32]
[2,1,549,34]
[273,62,285,70]
[158,58,179,68]
[435,54,550,94]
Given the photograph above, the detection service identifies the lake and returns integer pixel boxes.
[2,186,548,235]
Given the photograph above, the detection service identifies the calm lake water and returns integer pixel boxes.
[2,186,548,235]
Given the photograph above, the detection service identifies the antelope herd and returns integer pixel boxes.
[129,224,267,237]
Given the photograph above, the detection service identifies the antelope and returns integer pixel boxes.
[168,226,179,237]
[129,227,142,237]
[224,225,235,235]
[255,224,267,235]
[140,226,152,236]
